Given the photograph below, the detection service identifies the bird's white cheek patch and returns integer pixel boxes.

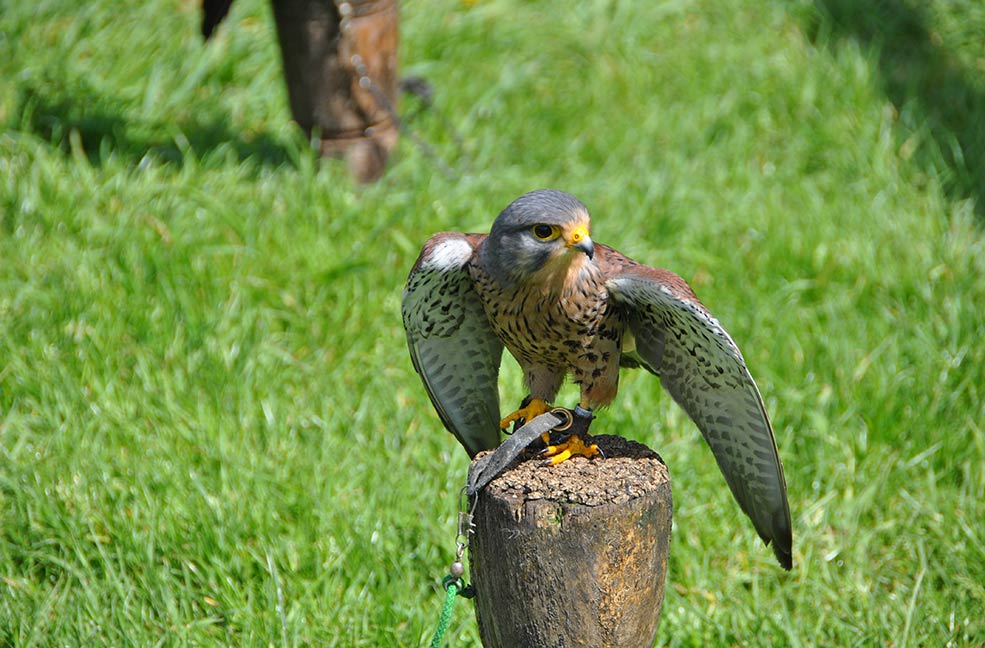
[425,238,473,270]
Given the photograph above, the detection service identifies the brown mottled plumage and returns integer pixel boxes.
[470,245,624,410]
[402,190,793,569]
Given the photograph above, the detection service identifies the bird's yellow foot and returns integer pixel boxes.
[540,433,600,466]
[500,398,551,430]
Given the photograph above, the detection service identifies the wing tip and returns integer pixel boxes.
[772,538,793,571]
[454,429,499,459]
[767,509,793,570]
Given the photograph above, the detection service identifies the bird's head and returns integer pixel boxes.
[482,190,595,287]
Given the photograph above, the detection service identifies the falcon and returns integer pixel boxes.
[402,189,792,569]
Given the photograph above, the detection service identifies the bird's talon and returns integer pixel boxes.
[539,433,600,465]
[540,449,572,466]
[500,398,551,430]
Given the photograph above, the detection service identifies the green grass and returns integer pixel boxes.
[2,0,984,645]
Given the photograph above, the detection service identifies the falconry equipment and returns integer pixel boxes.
[402,190,792,569]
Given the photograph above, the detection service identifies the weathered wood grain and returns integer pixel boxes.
[469,435,672,648]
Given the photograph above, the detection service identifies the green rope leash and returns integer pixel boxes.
[428,576,461,648]
[429,493,477,647]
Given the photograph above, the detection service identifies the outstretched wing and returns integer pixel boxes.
[402,233,503,457]
[603,251,792,569]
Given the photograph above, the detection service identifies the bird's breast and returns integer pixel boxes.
[470,260,622,370]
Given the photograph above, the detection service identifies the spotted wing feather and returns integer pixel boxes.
[604,255,792,569]
[402,233,503,457]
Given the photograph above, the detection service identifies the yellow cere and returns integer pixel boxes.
[568,225,589,244]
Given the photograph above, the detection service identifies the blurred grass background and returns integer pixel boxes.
[1,0,984,645]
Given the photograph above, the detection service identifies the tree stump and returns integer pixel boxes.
[468,435,672,648]
[271,0,399,183]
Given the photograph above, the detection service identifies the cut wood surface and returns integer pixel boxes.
[468,435,673,648]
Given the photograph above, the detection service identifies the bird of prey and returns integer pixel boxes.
[402,189,792,569]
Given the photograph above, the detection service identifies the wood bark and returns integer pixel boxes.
[468,435,672,648]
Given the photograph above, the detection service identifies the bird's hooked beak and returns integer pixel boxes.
[565,224,595,259]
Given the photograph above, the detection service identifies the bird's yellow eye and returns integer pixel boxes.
[532,224,560,240]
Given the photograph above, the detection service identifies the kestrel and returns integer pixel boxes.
[402,190,792,569]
